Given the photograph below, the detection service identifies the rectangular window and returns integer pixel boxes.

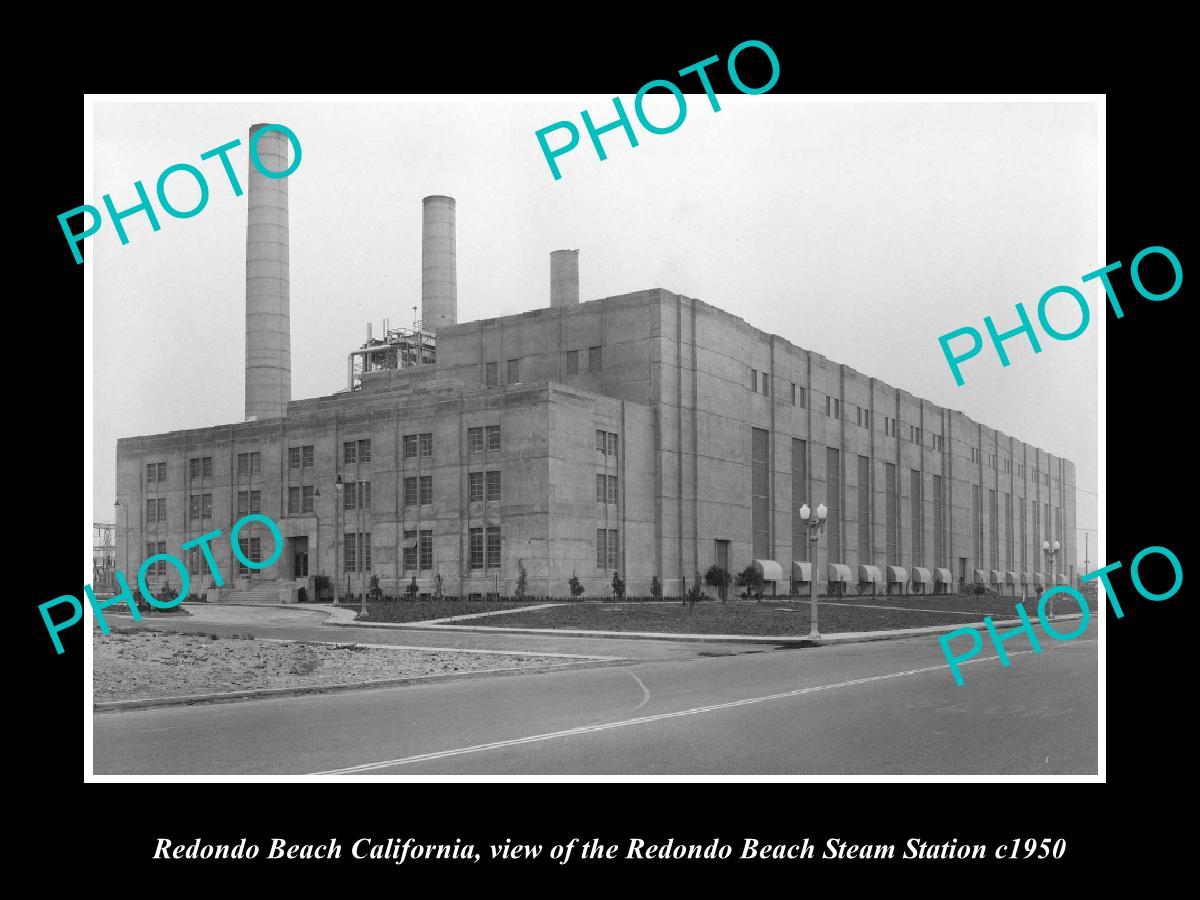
[486,470,501,502]
[190,494,201,521]
[1032,500,1040,562]
[486,425,501,451]
[302,485,314,513]
[858,455,871,564]
[343,441,356,465]
[792,438,808,564]
[606,474,617,505]
[750,369,758,392]
[911,469,923,566]
[362,533,372,572]
[761,374,770,397]
[188,547,202,575]
[857,407,864,427]
[417,529,431,570]
[358,439,371,463]
[404,477,418,507]
[237,452,260,476]
[607,432,617,457]
[1005,492,1014,572]
[596,429,606,452]
[241,537,262,575]
[596,473,606,503]
[933,475,945,566]
[797,386,807,409]
[468,427,483,453]
[973,484,983,566]
[507,358,520,384]
[486,526,501,568]
[886,463,898,564]
[486,361,499,386]
[607,528,618,570]
[588,346,603,373]
[596,529,619,569]
[1018,497,1026,573]
[202,494,212,519]
[403,530,417,570]
[827,447,841,563]
[469,527,484,569]
[419,475,432,505]
[1045,501,1052,551]
[469,471,484,503]
[565,349,579,375]
[344,533,356,573]
[147,462,156,483]
[790,383,797,406]
[190,458,201,480]
[344,484,356,511]
[302,446,313,468]
[403,434,418,459]
[360,481,371,511]
[419,432,432,458]
[146,497,163,523]
[288,486,300,515]
[289,447,301,469]
[990,489,999,569]
[751,428,770,560]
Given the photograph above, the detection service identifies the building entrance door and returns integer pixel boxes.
[292,536,309,578]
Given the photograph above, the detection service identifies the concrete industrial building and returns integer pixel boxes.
[114,127,1077,601]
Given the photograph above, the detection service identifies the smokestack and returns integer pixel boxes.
[421,195,457,333]
[550,249,580,307]
[244,123,291,421]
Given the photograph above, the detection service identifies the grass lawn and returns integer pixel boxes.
[352,600,550,624]
[487,593,1099,636]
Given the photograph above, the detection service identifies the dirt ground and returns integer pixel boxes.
[93,629,575,702]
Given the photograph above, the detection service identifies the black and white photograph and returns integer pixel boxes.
[81,91,1104,780]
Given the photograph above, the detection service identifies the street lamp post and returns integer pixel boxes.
[333,477,344,605]
[1042,539,1061,619]
[799,502,828,640]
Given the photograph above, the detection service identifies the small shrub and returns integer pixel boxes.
[611,571,626,601]
[405,576,419,601]
[288,645,321,676]
[971,582,989,596]
[568,572,585,598]
[433,573,445,601]
[650,575,663,601]
[704,565,731,603]
[735,565,765,602]
[515,561,528,601]
[684,572,706,609]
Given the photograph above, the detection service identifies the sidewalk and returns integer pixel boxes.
[327,613,1087,646]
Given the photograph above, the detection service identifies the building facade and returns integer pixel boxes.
[115,288,1077,600]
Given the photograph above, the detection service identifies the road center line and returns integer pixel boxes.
[306,646,1056,775]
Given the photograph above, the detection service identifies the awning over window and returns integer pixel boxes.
[912,567,932,584]
[1034,572,1047,584]
[1055,572,1068,584]
[989,569,1003,584]
[828,563,852,583]
[935,567,952,584]
[754,559,783,583]
[887,566,908,583]
[858,564,883,585]
[1021,571,1036,585]
[974,569,987,583]
[792,561,812,583]
[1005,571,1018,584]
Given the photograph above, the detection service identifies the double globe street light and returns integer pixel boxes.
[1043,539,1061,619]
[799,502,828,640]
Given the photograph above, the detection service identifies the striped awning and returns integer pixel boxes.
[828,563,852,583]
[1055,572,1068,584]
[990,569,1003,584]
[754,559,783,583]
[792,561,813,583]
[887,566,908,583]
[1005,571,1018,584]
[912,567,932,584]
[858,565,883,585]
[974,569,987,583]
[935,567,952,584]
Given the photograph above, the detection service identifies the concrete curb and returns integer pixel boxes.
[329,614,1087,646]
[94,657,630,712]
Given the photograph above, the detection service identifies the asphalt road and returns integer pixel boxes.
[93,606,1098,775]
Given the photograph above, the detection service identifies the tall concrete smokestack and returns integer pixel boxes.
[244,123,291,421]
[550,249,579,307]
[421,195,457,333]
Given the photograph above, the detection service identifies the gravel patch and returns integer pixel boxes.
[93,629,577,702]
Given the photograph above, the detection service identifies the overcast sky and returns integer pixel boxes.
[90,98,1099,566]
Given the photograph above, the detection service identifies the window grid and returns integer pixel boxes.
[469,472,484,503]
[486,470,501,502]
[486,425,501,451]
